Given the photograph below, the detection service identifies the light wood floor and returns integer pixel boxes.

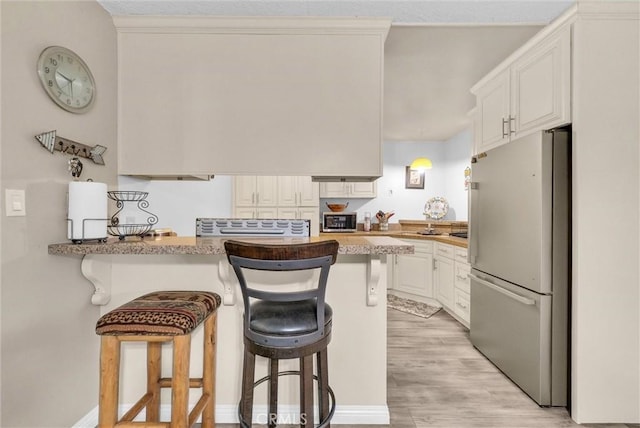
[217,308,638,427]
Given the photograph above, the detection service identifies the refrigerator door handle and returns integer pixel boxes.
[468,182,479,264]
[470,274,536,306]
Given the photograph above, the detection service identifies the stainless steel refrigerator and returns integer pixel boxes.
[468,128,570,407]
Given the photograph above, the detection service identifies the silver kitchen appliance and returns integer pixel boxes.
[322,212,358,232]
[468,128,570,407]
[196,218,310,237]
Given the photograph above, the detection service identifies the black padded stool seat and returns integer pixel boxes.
[96,290,221,428]
[225,239,339,428]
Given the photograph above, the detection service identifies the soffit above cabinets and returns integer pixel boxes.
[116,17,391,179]
[98,1,574,25]
[104,1,573,149]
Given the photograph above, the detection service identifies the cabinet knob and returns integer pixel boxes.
[509,116,516,134]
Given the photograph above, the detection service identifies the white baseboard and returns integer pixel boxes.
[73,404,389,426]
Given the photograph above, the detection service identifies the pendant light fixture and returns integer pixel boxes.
[410,157,433,171]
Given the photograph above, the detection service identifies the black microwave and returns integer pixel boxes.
[322,212,358,232]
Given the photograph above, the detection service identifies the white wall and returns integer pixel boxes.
[324,130,472,223]
[570,6,639,423]
[1,1,117,426]
[117,175,233,236]
[118,131,472,235]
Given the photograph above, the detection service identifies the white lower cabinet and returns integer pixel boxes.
[392,240,435,299]
[392,240,471,328]
[234,207,278,219]
[434,247,455,309]
[233,176,320,235]
[277,207,320,236]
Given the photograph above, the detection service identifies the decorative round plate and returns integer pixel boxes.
[424,196,449,220]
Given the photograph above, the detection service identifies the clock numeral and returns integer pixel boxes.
[67,57,74,64]
[49,58,57,66]
[44,66,50,74]
[47,80,53,87]
[66,99,71,105]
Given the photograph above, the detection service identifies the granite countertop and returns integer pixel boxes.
[48,235,414,256]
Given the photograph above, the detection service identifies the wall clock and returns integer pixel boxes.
[37,46,96,113]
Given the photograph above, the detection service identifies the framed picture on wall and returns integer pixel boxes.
[405,166,425,189]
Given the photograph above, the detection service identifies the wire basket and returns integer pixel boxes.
[107,191,148,202]
[108,224,153,240]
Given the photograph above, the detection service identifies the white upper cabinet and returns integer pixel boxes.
[277,176,319,207]
[233,176,278,207]
[472,25,571,154]
[475,70,511,152]
[115,17,390,179]
[319,181,377,199]
[510,28,571,139]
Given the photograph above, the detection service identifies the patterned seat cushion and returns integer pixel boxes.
[96,291,221,336]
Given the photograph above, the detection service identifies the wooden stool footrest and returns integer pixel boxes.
[113,422,169,428]
[188,393,211,427]
[120,392,154,422]
[158,377,204,388]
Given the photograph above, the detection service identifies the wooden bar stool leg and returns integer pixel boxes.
[316,349,330,427]
[99,336,120,428]
[240,348,256,427]
[268,358,279,428]
[147,341,162,422]
[202,314,217,428]
[171,334,191,428]
[299,355,314,427]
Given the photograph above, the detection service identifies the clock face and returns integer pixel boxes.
[37,46,95,113]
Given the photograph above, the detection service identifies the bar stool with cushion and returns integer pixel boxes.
[95,290,221,428]
[224,239,339,428]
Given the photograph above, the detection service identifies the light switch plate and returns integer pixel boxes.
[5,189,26,217]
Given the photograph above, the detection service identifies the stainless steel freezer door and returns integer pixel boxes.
[469,131,554,294]
[470,271,556,406]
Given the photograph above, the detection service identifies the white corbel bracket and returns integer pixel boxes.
[218,258,237,305]
[81,254,111,306]
[366,254,382,306]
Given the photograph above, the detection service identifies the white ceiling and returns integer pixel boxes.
[97,0,574,140]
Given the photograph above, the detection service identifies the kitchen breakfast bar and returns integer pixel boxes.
[48,235,413,424]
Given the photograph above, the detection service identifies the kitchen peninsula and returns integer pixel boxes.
[49,235,412,424]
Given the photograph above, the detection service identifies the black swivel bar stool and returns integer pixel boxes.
[224,239,340,428]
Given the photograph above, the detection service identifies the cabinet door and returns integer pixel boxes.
[234,206,257,219]
[394,253,435,298]
[276,207,298,219]
[511,28,571,139]
[234,176,257,206]
[256,207,278,219]
[297,177,319,206]
[475,69,510,153]
[297,207,320,237]
[435,256,455,309]
[255,176,278,206]
[349,182,377,198]
[319,182,348,198]
[277,176,298,206]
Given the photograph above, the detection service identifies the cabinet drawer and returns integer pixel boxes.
[402,239,433,255]
[455,262,471,294]
[434,242,454,259]
[454,288,470,323]
[454,247,468,263]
